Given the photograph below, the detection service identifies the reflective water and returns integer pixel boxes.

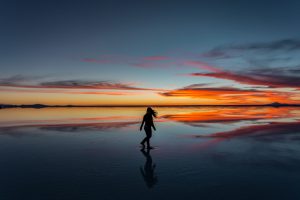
[1,107,300,200]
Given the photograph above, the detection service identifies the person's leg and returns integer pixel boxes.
[146,129,152,148]
[146,136,150,147]
[141,128,149,146]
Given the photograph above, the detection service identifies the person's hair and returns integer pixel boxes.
[146,107,157,118]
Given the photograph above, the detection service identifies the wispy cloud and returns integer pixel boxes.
[188,120,300,151]
[200,38,300,79]
[83,55,175,68]
[182,61,222,72]
[133,61,176,68]
[0,75,45,85]
[203,121,300,139]
[38,80,153,90]
[0,76,163,95]
[143,56,169,61]
[231,39,300,51]
[82,39,300,72]
[205,39,300,57]
[201,50,231,59]
[82,54,224,72]
[0,87,139,95]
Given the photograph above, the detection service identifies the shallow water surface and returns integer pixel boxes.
[1,106,300,200]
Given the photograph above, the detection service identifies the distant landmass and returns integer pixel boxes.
[263,102,300,107]
[1,102,300,109]
[265,102,288,107]
[0,104,49,109]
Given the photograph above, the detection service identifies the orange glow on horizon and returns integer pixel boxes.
[1,86,300,105]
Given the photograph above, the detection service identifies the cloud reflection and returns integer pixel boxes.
[0,121,139,137]
[161,107,297,126]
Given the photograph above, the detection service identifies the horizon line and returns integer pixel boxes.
[1,102,300,108]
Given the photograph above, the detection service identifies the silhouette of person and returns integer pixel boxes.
[140,107,157,149]
[140,148,158,188]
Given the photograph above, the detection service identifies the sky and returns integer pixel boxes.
[1,0,300,105]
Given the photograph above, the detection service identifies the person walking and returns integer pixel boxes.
[140,107,157,149]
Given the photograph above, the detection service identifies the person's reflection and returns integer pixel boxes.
[140,148,158,188]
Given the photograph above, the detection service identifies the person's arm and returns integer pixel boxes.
[140,117,145,131]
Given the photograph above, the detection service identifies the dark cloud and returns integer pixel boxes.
[201,39,300,73]
[182,83,213,89]
[201,50,231,59]
[246,66,300,77]
[288,68,300,74]
[235,39,300,51]
[39,80,151,90]
[246,57,292,67]
[0,75,42,85]
[0,76,159,91]
[189,71,300,88]
[206,39,300,55]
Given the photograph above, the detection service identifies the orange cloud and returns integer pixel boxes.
[160,86,296,104]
